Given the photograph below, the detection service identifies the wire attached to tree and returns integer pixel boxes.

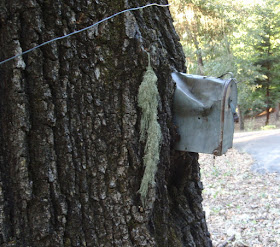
[0,3,170,66]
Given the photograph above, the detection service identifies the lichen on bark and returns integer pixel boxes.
[137,53,161,205]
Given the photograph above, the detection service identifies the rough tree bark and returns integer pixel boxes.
[0,0,212,246]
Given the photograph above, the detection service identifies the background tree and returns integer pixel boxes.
[170,0,280,128]
[169,0,236,75]
[0,0,211,246]
[250,0,280,125]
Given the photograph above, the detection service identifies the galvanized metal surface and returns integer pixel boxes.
[172,72,238,155]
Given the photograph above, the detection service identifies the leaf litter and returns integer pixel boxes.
[199,148,280,247]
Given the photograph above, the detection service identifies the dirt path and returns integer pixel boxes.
[233,129,280,174]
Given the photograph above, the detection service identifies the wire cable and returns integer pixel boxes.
[0,3,170,66]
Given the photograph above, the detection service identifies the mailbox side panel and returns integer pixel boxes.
[172,73,225,154]
[174,101,222,153]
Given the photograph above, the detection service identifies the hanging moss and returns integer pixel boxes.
[137,53,161,205]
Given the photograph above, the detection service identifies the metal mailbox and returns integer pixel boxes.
[172,72,238,156]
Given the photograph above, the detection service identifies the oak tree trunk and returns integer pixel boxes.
[0,0,211,246]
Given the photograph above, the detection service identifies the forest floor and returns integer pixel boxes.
[200,115,280,247]
[235,114,280,132]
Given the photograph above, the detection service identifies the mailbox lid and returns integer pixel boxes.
[172,73,224,115]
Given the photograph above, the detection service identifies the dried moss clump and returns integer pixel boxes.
[137,54,161,205]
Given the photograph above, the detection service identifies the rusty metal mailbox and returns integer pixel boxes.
[172,72,238,156]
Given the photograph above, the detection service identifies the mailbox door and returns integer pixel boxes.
[221,79,238,154]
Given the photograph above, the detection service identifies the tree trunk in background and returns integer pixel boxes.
[276,103,279,122]
[238,105,245,131]
[265,83,270,126]
[0,0,211,246]
[192,33,204,75]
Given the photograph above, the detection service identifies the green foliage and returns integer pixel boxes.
[250,1,280,117]
[261,125,276,130]
[169,0,234,74]
[170,0,280,120]
[137,54,161,205]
